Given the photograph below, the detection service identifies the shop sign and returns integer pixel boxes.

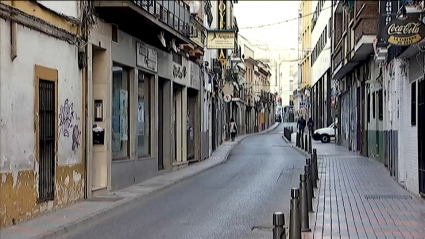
[136,42,157,72]
[382,17,425,46]
[206,30,235,49]
[299,100,308,109]
[223,94,232,103]
[172,63,187,80]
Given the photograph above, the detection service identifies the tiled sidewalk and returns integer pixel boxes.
[304,143,425,239]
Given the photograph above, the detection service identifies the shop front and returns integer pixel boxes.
[110,30,166,190]
[171,53,189,169]
[187,61,201,162]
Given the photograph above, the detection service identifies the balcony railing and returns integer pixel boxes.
[133,0,190,37]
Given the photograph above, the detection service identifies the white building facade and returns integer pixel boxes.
[310,0,332,128]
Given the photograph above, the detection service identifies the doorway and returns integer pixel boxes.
[418,79,425,195]
[90,46,108,197]
[356,86,361,152]
[187,88,198,161]
[158,78,164,170]
[212,98,216,151]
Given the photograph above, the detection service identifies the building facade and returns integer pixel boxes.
[0,0,88,227]
[331,0,425,197]
[310,0,332,128]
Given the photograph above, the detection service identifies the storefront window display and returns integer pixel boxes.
[112,65,130,159]
[138,71,151,157]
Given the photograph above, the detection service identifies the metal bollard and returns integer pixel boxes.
[308,134,312,154]
[296,132,300,147]
[313,149,319,180]
[300,133,304,149]
[289,188,301,239]
[273,212,286,239]
[306,159,315,199]
[304,134,308,152]
[300,174,311,232]
[304,164,313,213]
[310,156,318,188]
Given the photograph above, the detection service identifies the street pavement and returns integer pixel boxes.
[58,123,304,239]
[285,135,425,239]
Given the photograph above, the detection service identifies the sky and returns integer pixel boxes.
[233,1,299,60]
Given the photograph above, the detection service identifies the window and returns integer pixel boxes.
[412,81,416,125]
[372,92,376,119]
[138,71,151,157]
[112,24,118,43]
[172,52,182,64]
[112,65,130,160]
[378,89,383,120]
[35,65,58,202]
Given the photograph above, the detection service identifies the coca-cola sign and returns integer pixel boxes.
[382,18,425,46]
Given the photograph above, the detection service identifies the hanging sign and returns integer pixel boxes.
[382,17,425,46]
[207,30,235,49]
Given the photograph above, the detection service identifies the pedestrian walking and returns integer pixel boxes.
[307,118,314,135]
[229,118,237,142]
[297,116,306,135]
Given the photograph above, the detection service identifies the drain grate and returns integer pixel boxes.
[364,195,412,200]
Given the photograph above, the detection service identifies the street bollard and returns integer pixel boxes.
[300,133,304,149]
[304,164,313,213]
[304,134,308,152]
[300,174,311,232]
[273,212,286,239]
[310,156,318,188]
[308,134,312,154]
[289,188,301,239]
[306,159,315,199]
[313,149,319,180]
[296,132,300,147]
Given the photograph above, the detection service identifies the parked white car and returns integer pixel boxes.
[312,121,337,143]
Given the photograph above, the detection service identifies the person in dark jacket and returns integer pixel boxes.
[307,118,314,135]
[297,116,306,135]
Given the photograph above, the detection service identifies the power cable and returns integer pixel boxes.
[239,5,332,30]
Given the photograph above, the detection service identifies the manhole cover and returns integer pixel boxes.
[364,195,412,200]
[86,197,124,202]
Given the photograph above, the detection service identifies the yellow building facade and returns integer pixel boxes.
[299,0,312,89]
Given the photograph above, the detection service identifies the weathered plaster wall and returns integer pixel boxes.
[2,1,79,34]
[0,19,84,227]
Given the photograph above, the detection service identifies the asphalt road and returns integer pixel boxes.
[63,123,304,239]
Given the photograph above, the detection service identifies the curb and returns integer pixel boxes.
[33,122,280,239]
[281,133,310,157]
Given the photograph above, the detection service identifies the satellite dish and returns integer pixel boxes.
[189,1,201,15]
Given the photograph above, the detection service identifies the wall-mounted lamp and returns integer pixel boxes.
[94,100,103,122]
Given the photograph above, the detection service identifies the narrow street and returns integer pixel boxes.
[62,123,301,239]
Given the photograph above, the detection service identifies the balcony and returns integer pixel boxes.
[332,1,378,80]
[94,0,191,49]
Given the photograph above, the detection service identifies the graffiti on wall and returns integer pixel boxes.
[59,99,81,152]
